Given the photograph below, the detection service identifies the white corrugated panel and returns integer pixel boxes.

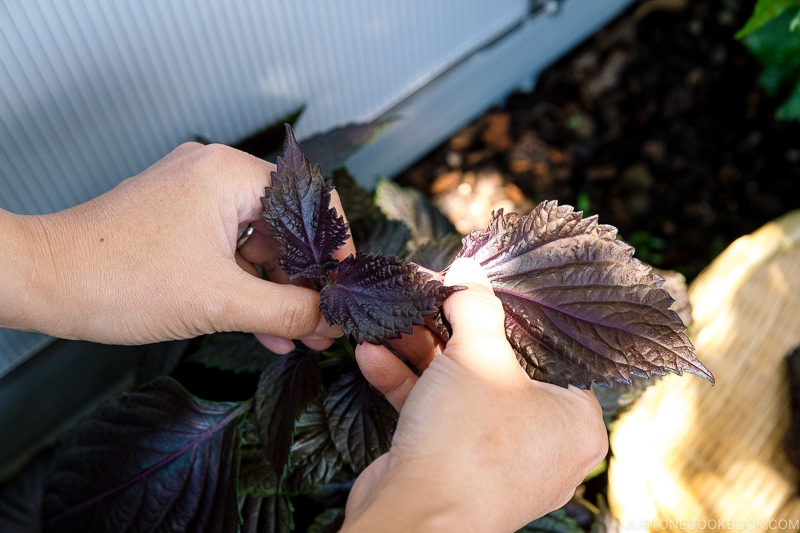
[0,0,527,216]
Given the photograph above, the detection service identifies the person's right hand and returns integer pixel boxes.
[343,257,608,532]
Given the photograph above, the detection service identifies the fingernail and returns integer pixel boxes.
[445,257,491,289]
[253,333,294,354]
[313,319,343,339]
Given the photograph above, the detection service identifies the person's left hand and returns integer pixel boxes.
[341,258,608,532]
[18,143,354,350]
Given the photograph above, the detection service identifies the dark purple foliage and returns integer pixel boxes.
[253,351,324,483]
[41,378,245,532]
[261,125,350,280]
[320,252,460,344]
[455,202,714,389]
[323,372,397,471]
[260,126,713,390]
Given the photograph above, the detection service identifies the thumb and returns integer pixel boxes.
[442,258,520,378]
[215,270,336,340]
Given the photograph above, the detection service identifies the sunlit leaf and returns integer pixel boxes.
[456,201,714,389]
[41,378,245,532]
[375,179,456,249]
[736,0,800,38]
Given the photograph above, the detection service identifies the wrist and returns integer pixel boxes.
[0,209,45,332]
[1,207,91,339]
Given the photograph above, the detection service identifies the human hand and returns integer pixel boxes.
[342,258,608,532]
[9,143,354,349]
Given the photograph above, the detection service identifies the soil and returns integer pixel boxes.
[396,0,800,282]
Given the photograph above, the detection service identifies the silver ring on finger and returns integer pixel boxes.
[236,225,255,249]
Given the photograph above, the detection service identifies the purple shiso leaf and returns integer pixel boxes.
[320,252,462,344]
[260,124,350,281]
[455,201,714,389]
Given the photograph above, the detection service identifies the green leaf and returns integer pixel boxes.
[589,495,622,533]
[239,493,293,533]
[758,63,790,97]
[777,77,800,120]
[350,217,412,256]
[308,508,345,533]
[324,372,397,472]
[299,118,396,173]
[741,8,800,121]
[406,233,464,272]
[736,0,800,38]
[330,168,383,223]
[238,416,280,496]
[254,351,324,484]
[283,404,343,494]
[374,179,456,250]
[332,169,414,255]
[518,507,583,533]
[185,332,277,374]
[41,377,246,532]
[743,9,800,69]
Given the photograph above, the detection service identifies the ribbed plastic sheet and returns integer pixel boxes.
[0,0,525,215]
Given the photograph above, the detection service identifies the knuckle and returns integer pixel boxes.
[193,143,237,172]
[573,393,609,468]
[276,291,320,338]
[195,288,231,334]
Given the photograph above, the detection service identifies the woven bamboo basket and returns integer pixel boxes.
[608,210,800,532]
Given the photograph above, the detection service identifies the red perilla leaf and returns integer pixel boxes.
[260,124,350,281]
[319,252,461,344]
[455,201,714,389]
[261,127,712,390]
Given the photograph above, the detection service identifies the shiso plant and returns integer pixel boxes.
[0,125,713,533]
[737,0,800,121]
